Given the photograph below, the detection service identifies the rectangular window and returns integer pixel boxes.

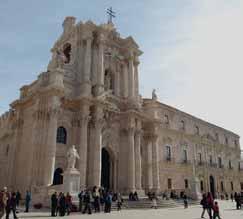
[168,178,172,189]
[209,155,213,166]
[229,160,232,169]
[218,157,222,168]
[183,150,187,163]
[220,181,224,192]
[231,182,234,191]
[198,153,202,164]
[185,179,188,189]
[166,146,171,161]
[200,181,204,191]
[241,182,243,190]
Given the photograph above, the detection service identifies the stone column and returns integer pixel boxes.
[43,108,59,186]
[134,130,142,190]
[114,70,120,96]
[78,105,90,189]
[127,128,135,191]
[145,137,153,190]
[91,106,103,187]
[152,135,160,192]
[134,56,139,100]
[123,63,129,97]
[81,33,93,97]
[128,53,135,98]
[95,34,105,95]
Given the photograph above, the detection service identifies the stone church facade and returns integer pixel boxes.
[0,17,243,200]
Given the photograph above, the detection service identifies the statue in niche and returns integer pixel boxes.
[152,89,158,101]
[56,49,66,69]
[67,145,80,169]
[104,71,111,91]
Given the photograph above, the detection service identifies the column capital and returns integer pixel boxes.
[134,56,140,66]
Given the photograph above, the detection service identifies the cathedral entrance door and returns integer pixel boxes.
[101,148,111,190]
[209,175,216,198]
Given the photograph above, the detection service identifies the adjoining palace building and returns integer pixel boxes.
[1,17,243,200]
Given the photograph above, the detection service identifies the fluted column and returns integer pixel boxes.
[135,130,142,190]
[145,137,153,190]
[91,107,103,187]
[43,108,59,186]
[134,56,139,100]
[152,135,160,192]
[78,105,90,189]
[80,33,92,97]
[95,34,105,95]
[123,63,129,97]
[128,52,135,98]
[127,128,135,191]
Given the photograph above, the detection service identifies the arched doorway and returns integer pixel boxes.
[53,168,63,185]
[101,148,111,190]
[209,175,215,198]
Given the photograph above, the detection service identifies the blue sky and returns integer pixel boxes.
[1,0,243,144]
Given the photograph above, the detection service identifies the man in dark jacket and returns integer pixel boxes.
[200,193,207,218]
[5,192,18,219]
[51,192,58,217]
[82,191,92,214]
[24,191,31,213]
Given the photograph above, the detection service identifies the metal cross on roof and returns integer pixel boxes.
[106,7,116,24]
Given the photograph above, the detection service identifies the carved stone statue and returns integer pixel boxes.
[67,145,80,169]
[152,89,158,101]
[56,50,66,69]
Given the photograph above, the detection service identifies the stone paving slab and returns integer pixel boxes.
[13,201,243,219]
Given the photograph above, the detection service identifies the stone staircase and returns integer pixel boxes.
[110,198,181,210]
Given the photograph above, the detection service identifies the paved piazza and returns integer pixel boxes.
[15,201,243,219]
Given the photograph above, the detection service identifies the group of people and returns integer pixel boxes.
[77,187,123,214]
[0,187,31,219]
[51,186,124,216]
[51,192,72,217]
[200,192,221,219]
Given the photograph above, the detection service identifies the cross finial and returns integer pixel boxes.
[106,7,116,24]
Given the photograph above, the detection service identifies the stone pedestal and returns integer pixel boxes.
[63,168,80,196]
[190,177,202,200]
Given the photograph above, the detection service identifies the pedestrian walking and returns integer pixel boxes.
[117,193,123,211]
[82,191,92,214]
[213,201,221,219]
[24,191,31,213]
[65,193,72,215]
[183,194,188,209]
[58,193,66,217]
[51,192,58,217]
[206,192,214,219]
[151,193,158,209]
[200,193,207,218]
[78,190,83,212]
[15,191,21,208]
[104,192,112,213]
[0,187,9,219]
[5,192,18,219]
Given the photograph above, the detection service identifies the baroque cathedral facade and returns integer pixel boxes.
[0,17,243,201]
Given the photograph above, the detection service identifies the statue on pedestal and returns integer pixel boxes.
[67,145,80,169]
[152,89,158,101]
